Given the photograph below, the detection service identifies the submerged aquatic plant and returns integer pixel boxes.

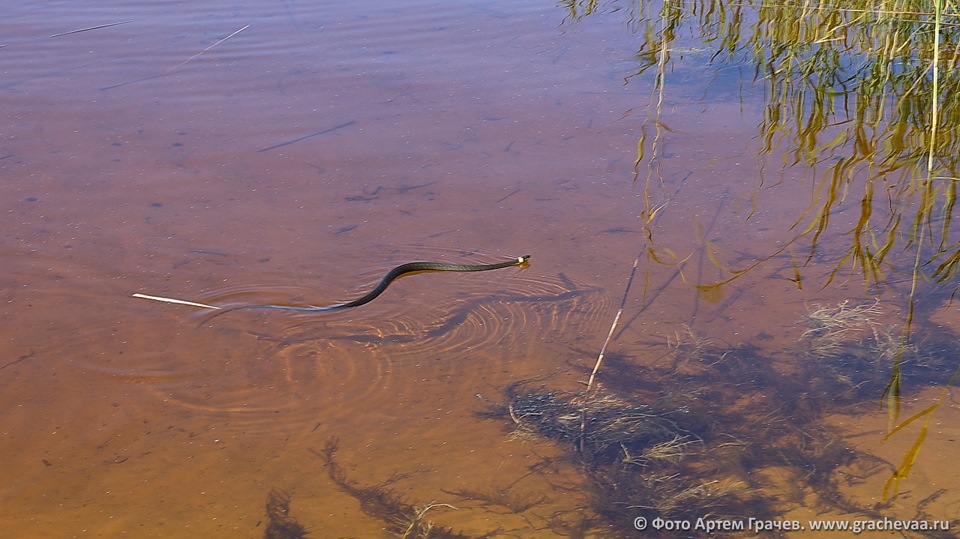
[504,384,694,461]
[263,489,308,539]
[801,299,883,358]
[492,384,767,531]
[486,304,960,533]
[486,334,886,533]
[796,299,955,408]
[311,439,494,539]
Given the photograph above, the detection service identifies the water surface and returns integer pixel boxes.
[2,0,958,537]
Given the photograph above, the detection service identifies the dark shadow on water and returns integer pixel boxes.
[477,304,959,536]
[259,310,958,536]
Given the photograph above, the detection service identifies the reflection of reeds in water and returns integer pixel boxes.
[589,0,960,393]
[609,0,960,293]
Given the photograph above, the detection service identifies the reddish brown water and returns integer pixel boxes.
[2,1,958,537]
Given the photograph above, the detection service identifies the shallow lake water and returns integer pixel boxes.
[2,1,959,537]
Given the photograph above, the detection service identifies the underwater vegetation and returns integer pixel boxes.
[263,489,308,539]
[309,439,500,539]
[482,301,958,537]
[261,441,502,539]
[799,300,957,399]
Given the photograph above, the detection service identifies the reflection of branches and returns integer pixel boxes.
[581,0,681,452]
[640,0,960,291]
[570,0,960,500]
[557,0,600,21]
[613,0,960,334]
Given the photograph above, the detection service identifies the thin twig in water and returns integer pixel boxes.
[579,253,641,451]
[49,20,134,38]
[164,24,250,74]
[257,121,357,153]
[580,5,675,451]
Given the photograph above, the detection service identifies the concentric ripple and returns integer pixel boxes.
[145,328,397,436]
[131,267,611,434]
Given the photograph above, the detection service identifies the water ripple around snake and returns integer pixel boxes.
[132,269,609,434]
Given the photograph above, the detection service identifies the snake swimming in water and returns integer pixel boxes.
[201,254,530,322]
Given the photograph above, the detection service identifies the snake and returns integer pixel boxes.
[201,254,530,322]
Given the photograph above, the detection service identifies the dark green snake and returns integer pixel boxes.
[202,254,530,322]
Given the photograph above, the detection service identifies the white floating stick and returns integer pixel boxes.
[164,24,250,74]
[132,293,220,309]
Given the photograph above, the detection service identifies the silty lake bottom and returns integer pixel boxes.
[1,0,959,537]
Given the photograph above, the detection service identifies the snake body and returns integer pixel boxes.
[203,254,530,321]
